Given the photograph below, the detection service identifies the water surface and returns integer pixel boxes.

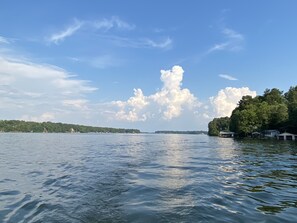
[0,133,296,222]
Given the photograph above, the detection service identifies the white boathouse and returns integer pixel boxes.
[277,133,296,141]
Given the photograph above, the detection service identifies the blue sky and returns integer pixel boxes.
[1,1,297,131]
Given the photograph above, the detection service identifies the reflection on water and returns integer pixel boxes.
[0,133,297,222]
[154,135,196,210]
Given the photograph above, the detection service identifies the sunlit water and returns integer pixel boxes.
[0,133,297,222]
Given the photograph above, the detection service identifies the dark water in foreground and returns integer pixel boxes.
[0,133,297,223]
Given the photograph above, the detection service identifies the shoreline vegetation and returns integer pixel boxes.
[0,120,140,133]
[155,130,207,134]
[0,120,207,135]
[208,86,297,137]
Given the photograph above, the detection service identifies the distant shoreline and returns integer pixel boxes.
[155,130,207,135]
[0,120,140,134]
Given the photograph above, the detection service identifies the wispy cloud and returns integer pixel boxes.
[223,28,244,41]
[219,74,238,81]
[91,16,135,31]
[48,17,135,44]
[144,37,172,49]
[49,19,83,44]
[68,55,123,69]
[208,28,244,53]
[103,35,173,49]
[0,36,10,44]
[47,17,172,50]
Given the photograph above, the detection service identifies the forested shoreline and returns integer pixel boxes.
[0,120,140,133]
[208,86,297,137]
[155,130,207,134]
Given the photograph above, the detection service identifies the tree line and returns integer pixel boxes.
[0,120,140,133]
[155,130,207,134]
[208,86,297,136]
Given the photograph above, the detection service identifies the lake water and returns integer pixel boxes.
[0,133,297,222]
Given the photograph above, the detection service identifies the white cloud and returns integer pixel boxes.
[2,51,257,131]
[208,28,244,53]
[208,42,229,52]
[91,16,135,31]
[0,55,97,122]
[21,112,55,122]
[48,17,134,44]
[151,66,199,119]
[223,28,244,41]
[105,35,173,49]
[219,74,238,81]
[63,99,89,111]
[47,17,172,51]
[144,37,172,49]
[49,19,83,44]
[112,66,200,122]
[113,88,149,122]
[210,87,257,117]
[0,57,96,93]
[0,36,10,44]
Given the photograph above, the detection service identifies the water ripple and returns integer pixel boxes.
[0,134,297,222]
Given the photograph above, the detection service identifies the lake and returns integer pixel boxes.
[0,133,297,222]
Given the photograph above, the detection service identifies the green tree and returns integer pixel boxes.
[208,117,230,136]
[263,88,286,105]
[268,104,288,129]
[285,86,297,133]
[230,103,259,136]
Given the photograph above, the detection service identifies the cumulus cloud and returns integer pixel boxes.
[0,51,257,131]
[112,66,200,122]
[208,28,244,53]
[112,88,149,122]
[151,66,199,119]
[219,74,238,81]
[210,87,257,117]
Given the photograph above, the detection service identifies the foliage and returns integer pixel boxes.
[208,117,230,136]
[285,86,297,133]
[209,86,297,136]
[155,130,207,134]
[0,120,140,133]
[229,88,290,136]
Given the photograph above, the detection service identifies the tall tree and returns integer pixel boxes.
[285,86,297,133]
